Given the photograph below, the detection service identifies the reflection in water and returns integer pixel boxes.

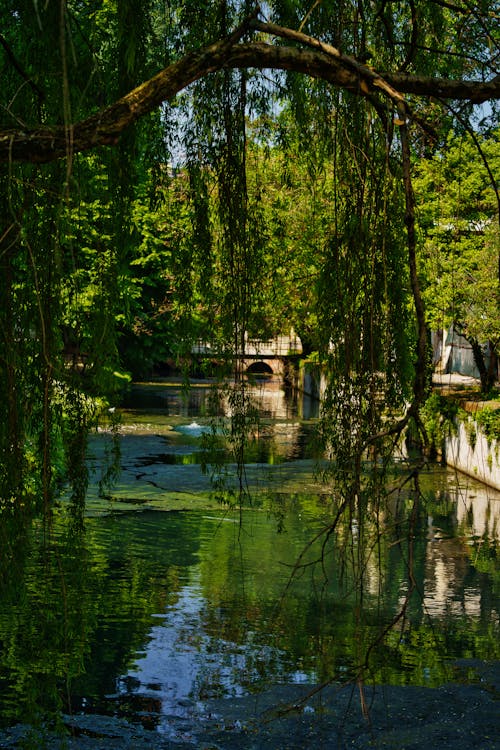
[422,472,499,620]
[116,478,500,730]
[0,378,498,737]
[121,377,319,423]
[121,578,261,739]
[123,575,315,740]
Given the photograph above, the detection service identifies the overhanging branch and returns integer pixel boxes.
[0,24,498,164]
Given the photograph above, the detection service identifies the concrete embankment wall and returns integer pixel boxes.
[443,416,500,491]
[299,362,500,492]
[299,363,327,400]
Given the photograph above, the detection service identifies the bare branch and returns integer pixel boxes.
[0,33,45,114]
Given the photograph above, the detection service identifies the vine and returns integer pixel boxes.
[475,406,500,446]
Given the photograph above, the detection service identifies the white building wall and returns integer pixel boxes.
[432,326,490,379]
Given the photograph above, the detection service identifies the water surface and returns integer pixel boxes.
[0,377,498,737]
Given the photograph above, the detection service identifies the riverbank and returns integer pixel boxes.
[1,660,498,749]
[431,372,500,491]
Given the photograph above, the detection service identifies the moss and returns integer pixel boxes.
[460,409,477,449]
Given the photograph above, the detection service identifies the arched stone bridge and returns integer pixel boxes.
[192,334,302,376]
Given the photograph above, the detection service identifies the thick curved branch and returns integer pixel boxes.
[1,30,499,164]
[0,14,257,164]
[249,19,407,104]
[230,40,500,102]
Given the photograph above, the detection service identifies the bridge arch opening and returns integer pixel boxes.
[246,361,274,375]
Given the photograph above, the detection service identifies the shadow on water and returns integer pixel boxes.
[0,377,499,744]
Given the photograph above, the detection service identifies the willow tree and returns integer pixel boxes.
[0,1,498,512]
[1,0,499,716]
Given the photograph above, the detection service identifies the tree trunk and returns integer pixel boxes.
[470,339,496,394]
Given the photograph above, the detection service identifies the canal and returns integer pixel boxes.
[0,376,498,746]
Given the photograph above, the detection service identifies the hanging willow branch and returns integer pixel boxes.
[0,17,498,163]
[397,102,429,417]
[0,12,258,163]
[248,19,438,140]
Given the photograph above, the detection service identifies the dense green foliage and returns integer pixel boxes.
[0,6,498,696]
[0,0,495,603]
[415,128,500,389]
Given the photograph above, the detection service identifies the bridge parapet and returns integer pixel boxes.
[246,334,302,357]
[192,333,302,358]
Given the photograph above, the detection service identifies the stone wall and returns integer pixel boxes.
[299,361,500,494]
[444,415,500,491]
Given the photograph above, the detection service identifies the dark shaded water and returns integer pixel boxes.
[0,377,499,740]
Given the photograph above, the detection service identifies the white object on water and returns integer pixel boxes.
[175,421,210,437]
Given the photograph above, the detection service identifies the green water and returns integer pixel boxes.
[0,378,499,736]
